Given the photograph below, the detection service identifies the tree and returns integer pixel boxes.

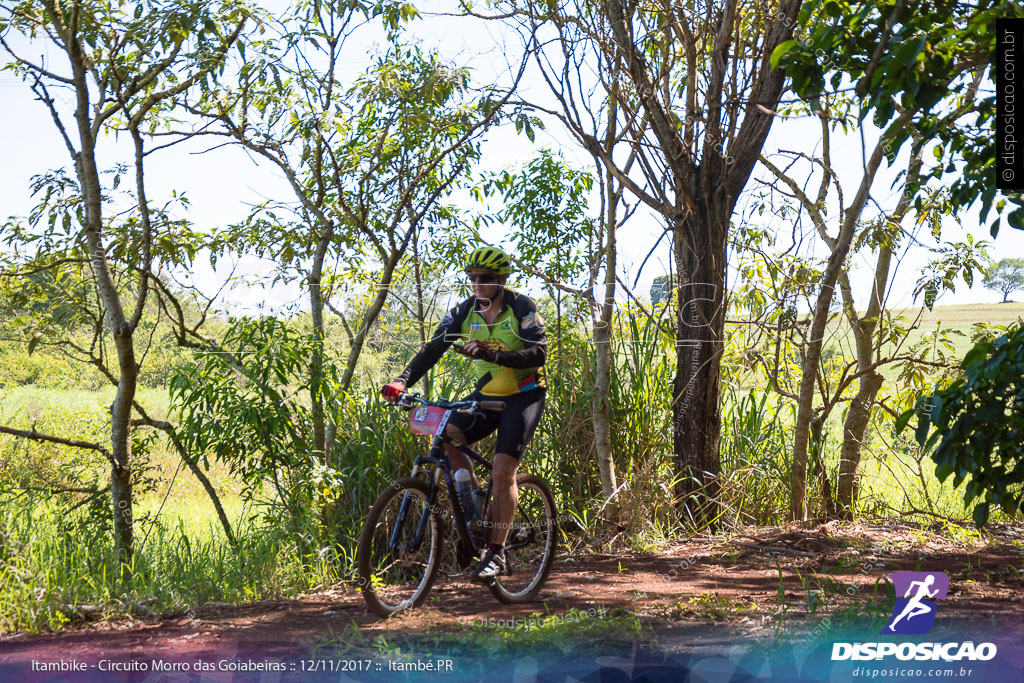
[984,258,1024,303]
[0,0,252,570]
[472,0,804,524]
[773,0,1002,520]
[193,4,515,467]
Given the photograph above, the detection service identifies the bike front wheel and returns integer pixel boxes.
[357,477,442,617]
[489,473,557,604]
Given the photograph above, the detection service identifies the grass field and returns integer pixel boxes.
[906,301,1024,326]
[0,384,242,527]
[782,301,1024,378]
[890,301,1024,355]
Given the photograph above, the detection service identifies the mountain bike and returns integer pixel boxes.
[356,390,558,617]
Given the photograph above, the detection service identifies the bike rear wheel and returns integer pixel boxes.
[357,477,442,617]
[489,473,557,603]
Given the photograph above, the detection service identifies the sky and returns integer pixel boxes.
[1,3,1021,320]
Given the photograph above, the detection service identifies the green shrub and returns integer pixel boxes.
[901,323,1024,526]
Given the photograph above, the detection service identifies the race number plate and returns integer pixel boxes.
[409,406,448,435]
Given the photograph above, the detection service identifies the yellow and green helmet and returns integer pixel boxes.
[464,246,513,275]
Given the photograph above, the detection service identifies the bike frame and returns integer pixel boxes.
[391,402,493,557]
[387,394,542,564]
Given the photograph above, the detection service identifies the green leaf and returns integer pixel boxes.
[914,407,931,446]
[894,408,915,433]
[972,502,990,528]
[929,395,943,424]
[961,344,986,369]
[935,462,954,482]
[1003,495,1019,517]
[769,40,798,69]
[1008,208,1024,231]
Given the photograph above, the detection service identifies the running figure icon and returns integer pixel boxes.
[884,571,949,635]
[887,575,938,631]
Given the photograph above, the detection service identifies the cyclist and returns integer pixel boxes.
[381,246,546,585]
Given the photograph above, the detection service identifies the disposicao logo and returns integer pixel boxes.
[831,571,998,663]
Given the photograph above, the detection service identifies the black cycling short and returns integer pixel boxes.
[446,388,546,460]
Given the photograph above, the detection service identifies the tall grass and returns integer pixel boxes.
[603,307,676,535]
[719,386,794,525]
[0,497,339,634]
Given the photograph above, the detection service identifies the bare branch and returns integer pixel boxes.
[0,424,118,470]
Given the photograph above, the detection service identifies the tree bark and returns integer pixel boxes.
[808,413,837,518]
[672,200,729,526]
[591,161,619,520]
[790,286,835,521]
[836,371,884,519]
[591,315,617,517]
[308,224,333,465]
[339,253,401,392]
[412,231,430,400]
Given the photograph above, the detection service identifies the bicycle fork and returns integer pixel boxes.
[390,430,480,555]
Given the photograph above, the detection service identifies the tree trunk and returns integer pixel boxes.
[340,254,401,392]
[108,352,138,573]
[308,225,333,465]
[789,112,909,521]
[538,0,801,528]
[672,202,728,527]
[790,280,838,521]
[412,232,430,400]
[556,288,562,377]
[808,413,836,518]
[591,168,618,519]
[591,317,617,519]
[836,371,884,519]
[832,247,893,521]
[68,30,138,571]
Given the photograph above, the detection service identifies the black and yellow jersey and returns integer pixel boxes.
[396,290,546,397]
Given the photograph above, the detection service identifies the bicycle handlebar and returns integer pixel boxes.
[393,392,505,413]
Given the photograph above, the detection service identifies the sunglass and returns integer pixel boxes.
[467,273,498,284]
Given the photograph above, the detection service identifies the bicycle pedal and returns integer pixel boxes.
[470,575,497,587]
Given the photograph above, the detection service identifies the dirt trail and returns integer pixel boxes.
[2,522,1022,677]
